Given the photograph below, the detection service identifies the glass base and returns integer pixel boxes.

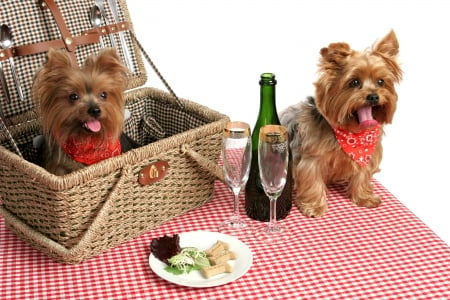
[218,217,250,237]
[253,223,291,244]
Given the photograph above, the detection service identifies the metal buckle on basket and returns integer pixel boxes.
[138,160,169,185]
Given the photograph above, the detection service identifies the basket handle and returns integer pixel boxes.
[181,144,224,182]
[129,32,185,111]
[0,165,132,264]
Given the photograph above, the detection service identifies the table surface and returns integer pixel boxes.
[1,179,450,299]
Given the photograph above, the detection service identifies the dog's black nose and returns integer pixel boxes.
[366,93,379,104]
[88,105,101,118]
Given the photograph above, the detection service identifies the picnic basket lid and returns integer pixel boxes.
[0,0,146,119]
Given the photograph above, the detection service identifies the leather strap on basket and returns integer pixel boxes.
[8,34,97,58]
[0,21,130,62]
[39,0,79,65]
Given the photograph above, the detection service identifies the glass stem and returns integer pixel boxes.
[232,189,241,219]
[268,196,277,230]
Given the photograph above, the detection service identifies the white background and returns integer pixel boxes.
[127,0,450,245]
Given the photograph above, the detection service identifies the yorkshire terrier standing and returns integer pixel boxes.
[280,30,402,217]
[32,48,131,175]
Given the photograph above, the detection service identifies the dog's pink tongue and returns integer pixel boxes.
[357,106,378,130]
[85,120,101,133]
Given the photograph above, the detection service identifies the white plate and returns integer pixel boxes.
[149,231,253,288]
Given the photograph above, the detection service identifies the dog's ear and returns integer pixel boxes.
[90,48,121,69]
[319,42,352,67]
[45,48,74,70]
[85,48,129,84]
[373,30,402,82]
[373,30,399,58]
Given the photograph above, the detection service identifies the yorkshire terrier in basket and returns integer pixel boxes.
[280,30,402,217]
[32,48,136,175]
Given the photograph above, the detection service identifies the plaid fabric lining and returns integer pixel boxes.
[0,0,142,118]
[124,94,208,146]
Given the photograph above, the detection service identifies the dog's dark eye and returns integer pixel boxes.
[100,91,107,100]
[69,93,79,101]
[349,79,361,88]
[377,79,385,87]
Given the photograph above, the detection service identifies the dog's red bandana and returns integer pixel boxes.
[332,124,381,167]
[62,136,121,165]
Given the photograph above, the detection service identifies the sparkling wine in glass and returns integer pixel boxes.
[254,124,290,243]
[219,121,252,234]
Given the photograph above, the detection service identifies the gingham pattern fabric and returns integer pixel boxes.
[0,0,143,118]
[124,93,206,146]
[1,180,449,299]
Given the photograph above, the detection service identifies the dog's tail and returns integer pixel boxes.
[280,97,317,164]
[280,101,301,166]
[280,101,303,142]
[280,96,317,139]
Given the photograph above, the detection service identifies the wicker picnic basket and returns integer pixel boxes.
[0,0,228,264]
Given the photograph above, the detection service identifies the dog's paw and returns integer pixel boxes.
[298,202,328,218]
[353,194,381,209]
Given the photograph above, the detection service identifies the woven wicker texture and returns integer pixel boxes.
[0,87,229,264]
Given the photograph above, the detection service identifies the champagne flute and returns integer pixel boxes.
[219,121,252,234]
[254,125,290,243]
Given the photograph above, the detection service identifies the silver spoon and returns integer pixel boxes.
[0,24,24,102]
[90,5,105,48]
[94,0,118,50]
[107,0,134,73]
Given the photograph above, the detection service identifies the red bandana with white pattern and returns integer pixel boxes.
[332,124,381,167]
[62,136,121,165]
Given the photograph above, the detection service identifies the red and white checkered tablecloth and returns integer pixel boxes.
[1,179,450,299]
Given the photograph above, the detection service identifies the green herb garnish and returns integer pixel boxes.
[165,247,210,275]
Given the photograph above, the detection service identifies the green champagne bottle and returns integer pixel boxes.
[245,73,292,221]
